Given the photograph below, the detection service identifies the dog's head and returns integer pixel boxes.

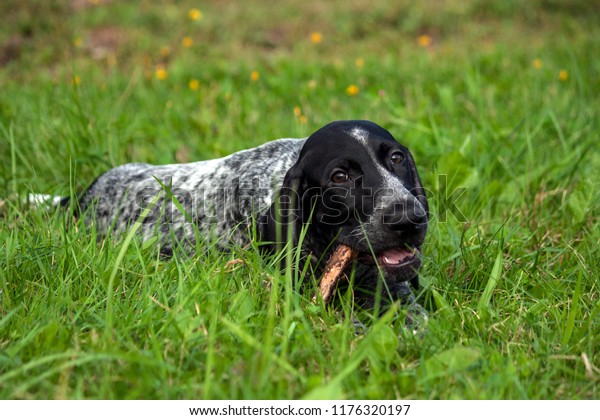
[261,120,428,289]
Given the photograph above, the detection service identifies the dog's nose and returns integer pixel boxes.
[383,202,427,233]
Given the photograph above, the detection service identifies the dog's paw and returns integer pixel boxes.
[351,316,369,335]
[404,302,428,335]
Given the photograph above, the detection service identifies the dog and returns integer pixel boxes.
[69,120,429,322]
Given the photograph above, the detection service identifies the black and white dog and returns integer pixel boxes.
[67,120,429,320]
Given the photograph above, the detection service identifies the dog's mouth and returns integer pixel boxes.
[356,246,420,271]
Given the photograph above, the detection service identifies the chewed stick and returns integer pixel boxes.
[315,244,357,304]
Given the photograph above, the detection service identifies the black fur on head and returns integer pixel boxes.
[259,120,428,303]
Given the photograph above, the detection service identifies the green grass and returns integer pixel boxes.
[1,0,598,399]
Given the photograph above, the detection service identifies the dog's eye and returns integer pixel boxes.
[331,170,349,184]
[390,151,405,164]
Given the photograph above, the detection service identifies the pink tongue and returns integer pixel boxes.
[381,248,414,265]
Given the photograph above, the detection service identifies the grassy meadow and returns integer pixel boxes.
[0,0,598,399]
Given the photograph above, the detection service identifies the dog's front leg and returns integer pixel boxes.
[389,279,428,332]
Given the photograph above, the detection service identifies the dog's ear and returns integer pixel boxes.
[258,164,306,251]
[405,150,429,220]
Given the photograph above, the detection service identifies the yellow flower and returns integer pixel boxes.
[250,71,260,82]
[310,32,323,44]
[308,79,317,90]
[188,8,203,21]
[355,57,364,68]
[182,37,193,47]
[107,54,117,66]
[72,75,81,86]
[559,69,568,81]
[294,106,308,123]
[346,84,359,96]
[73,37,83,48]
[155,66,168,80]
[159,46,171,57]
[532,58,543,69]
[189,79,200,91]
[417,34,432,47]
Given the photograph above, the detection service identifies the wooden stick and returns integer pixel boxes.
[316,244,357,304]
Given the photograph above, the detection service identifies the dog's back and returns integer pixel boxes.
[76,138,305,253]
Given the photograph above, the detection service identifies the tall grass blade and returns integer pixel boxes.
[104,192,162,341]
[477,250,503,312]
[561,269,583,347]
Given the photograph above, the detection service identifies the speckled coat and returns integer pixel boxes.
[77,138,305,255]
